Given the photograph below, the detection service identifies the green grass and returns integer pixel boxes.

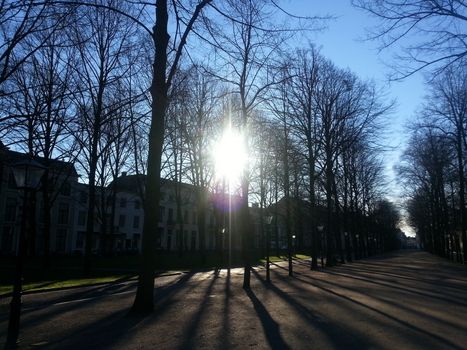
[295,254,311,260]
[0,251,311,295]
[0,274,134,296]
[259,254,310,264]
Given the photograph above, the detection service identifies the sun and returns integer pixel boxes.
[213,127,247,185]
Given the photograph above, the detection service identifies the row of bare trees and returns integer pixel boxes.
[400,61,466,262]
[355,0,466,263]
[0,0,403,313]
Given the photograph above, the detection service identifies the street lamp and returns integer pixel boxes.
[265,215,273,282]
[317,225,324,268]
[356,234,360,260]
[344,232,350,262]
[292,234,296,257]
[6,159,45,348]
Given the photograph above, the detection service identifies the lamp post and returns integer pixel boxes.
[6,159,45,348]
[344,232,352,262]
[356,233,360,260]
[220,227,225,268]
[265,215,273,282]
[292,234,296,257]
[317,225,324,268]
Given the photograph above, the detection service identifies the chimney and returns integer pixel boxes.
[121,171,127,177]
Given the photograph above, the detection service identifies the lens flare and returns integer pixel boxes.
[213,127,247,186]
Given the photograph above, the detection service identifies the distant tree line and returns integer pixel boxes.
[0,0,403,312]
[355,0,467,262]
[398,62,466,262]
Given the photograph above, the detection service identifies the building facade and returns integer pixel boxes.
[0,147,248,256]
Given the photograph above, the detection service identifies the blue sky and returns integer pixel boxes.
[281,0,425,235]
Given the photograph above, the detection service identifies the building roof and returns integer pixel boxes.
[0,144,78,178]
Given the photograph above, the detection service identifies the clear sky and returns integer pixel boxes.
[282,0,425,236]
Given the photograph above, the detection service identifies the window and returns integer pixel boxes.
[119,214,126,227]
[60,182,71,196]
[134,200,141,209]
[125,239,131,249]
[78,211,86,226]
[1,226,14,252]
[7,172,16,189]
[184,230,188,250]
[159,206,165,222]
[120,197,127,208]
[184,210,188,224]
[56,228,67,252]
[133,233,140,249]
[57,203,69,225]
[210,214,214,226]
[133,216,140,229]
[39,202,45,223]
[191,231,197,251]
[192,211,197,224]
[167,229,172,251]
[4,198,16,222]
[76,232,84,249]
[156,228,163,248]
[79,191,87,204]
[168,208,174,222]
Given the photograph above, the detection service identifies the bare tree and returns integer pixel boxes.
[0,1,71,94]
[283,47,322,269]
[3,26,78,265]
[131,0,213,313]
[425,62,467,261]
[400,127,453,256]
[68,0,142,273]
[353,0,467,79]
[200,0,324,287]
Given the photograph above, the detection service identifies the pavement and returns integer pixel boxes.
[1,250,466,349]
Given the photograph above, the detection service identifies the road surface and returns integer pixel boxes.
[1,250,466,349]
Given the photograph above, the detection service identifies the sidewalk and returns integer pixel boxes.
[1,251,466,349]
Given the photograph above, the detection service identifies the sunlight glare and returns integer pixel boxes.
[213,128,247,184]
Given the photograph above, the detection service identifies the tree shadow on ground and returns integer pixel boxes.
[294,269,467,333]
[179,272,220,349]
[251,269,377,350]
[320,268,467,307]
[284,269,465,350]
[15,272,199,349]
[244,287,290,350]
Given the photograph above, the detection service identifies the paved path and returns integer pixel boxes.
[1,250,466,349]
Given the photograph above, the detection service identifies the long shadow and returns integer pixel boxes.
[179,272,219,349]
[341,264,441,284]
[16,278,138,313]
[22,272,199,349]
[341,264,467,291]
[19,272,196,331]
[45,306,148,349]
[251,269,376,349]
[221,271,232,348]
[278,270,464,350]
[270,262,288,271]
[317,269,467,308]
[244,288,290,350]
[336,265,467,297]
[293,270,467,333]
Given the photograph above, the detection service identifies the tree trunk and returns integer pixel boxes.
[132,0,169,313]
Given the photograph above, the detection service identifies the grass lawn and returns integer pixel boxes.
[259,253,310,264]
[0,274,134,296]
[0,252,310,295]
